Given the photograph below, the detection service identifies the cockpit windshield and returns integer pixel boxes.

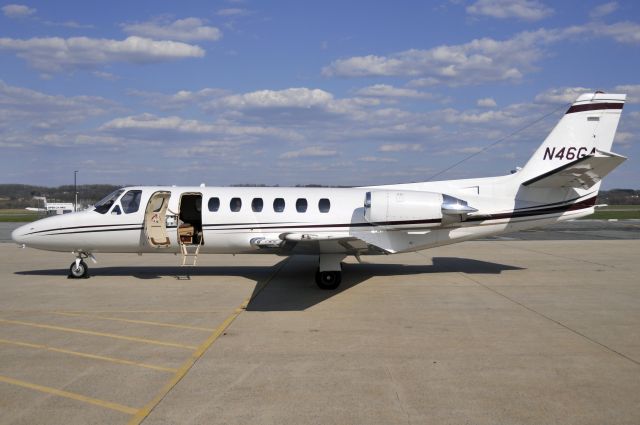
[94,189,125,214]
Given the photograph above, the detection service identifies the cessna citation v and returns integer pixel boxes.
[12,92,628,289]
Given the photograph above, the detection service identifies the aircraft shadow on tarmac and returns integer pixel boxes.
[245,256,525,312]
[14,256,523,311]
[14,265,273,282]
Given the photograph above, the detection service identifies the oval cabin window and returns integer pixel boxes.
[208,197,220,212]
[318,198,330,213]
[230,197,242,212]
[273,198,285,213]
[296,198,307,213]
[252,198,263,212]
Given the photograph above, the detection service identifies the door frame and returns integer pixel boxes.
[177,192,204,246]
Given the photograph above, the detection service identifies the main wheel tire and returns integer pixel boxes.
[315,269,341,290]
[69,260,89,279]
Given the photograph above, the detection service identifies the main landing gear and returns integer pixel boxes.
[315,254,345,290]
[68,252,94,279]
[315,270,341,290]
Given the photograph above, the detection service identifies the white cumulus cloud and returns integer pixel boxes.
[323,23,640,86]
[100,113,301,141]
[477,97,497,107]
[214,88,334,109]
[614,84,640,104]
[122,18,222,42]
[0,36,205,72]
[355,84,433,99]
[128,88,229,109]
[323,29,567,85]
[378,143,423,152]
[466,0,553,21]
[585,21,640,44]
[100,114,204,132]
[0,79,115,117]
[358,156,398,163]
[280,146,338,159]
[534,87,593,104]
[0,80,118,147]
[2,4,35,18]
[613,131,633,147]
[590,2,618,19]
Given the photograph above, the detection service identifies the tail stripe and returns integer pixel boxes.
[566,103,623,114]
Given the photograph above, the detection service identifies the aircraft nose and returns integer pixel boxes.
[11,223,32,245]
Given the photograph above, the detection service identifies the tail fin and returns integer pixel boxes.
[519,92,626,185]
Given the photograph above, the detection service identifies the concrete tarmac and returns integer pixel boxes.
[0,238,639,424]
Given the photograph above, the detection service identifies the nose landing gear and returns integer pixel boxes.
[68,252,95,279]
[69,259,88,279]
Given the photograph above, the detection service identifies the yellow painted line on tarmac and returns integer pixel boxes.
[128,308,244,425]
[128,258,289,425]
[2,310,222,314]
[0,374,138,415]
[58,310,223,314]
[0,338,177,373]
[53,312,215,332]
[0,319,197,350]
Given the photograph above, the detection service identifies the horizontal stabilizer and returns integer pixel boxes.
[522,150,626,189]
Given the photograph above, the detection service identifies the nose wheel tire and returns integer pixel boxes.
[69,260,89,279]
[315,269,341,290]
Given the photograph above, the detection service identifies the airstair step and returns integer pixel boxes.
[180,242,202,266]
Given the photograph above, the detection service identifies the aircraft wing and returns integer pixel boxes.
[522,150,627,189]
[251,231,391,255]
[264,231,434,255]
[250,232,362,252]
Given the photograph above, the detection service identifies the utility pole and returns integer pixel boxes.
[74,170,78,212]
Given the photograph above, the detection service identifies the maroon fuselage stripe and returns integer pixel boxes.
[466,196,597,222]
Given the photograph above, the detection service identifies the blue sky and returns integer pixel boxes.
[0,0,638,188]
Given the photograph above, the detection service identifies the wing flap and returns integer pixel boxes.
[268,232,397,254]
[280,232,357,242]
[522,150,626,189]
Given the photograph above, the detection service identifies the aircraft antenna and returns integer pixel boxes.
[424,101,570,182]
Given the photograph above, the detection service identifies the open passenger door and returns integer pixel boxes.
[144,191,171,247]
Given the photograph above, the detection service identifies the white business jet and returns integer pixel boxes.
[12,92,628,289]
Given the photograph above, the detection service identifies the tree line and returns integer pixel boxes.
[0,184,122,209]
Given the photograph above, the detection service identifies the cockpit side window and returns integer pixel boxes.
[94,189,125,214]
[120,190,142,214]
[111,205,122,215]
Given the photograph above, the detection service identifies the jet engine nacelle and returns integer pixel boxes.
[363,190,443,228]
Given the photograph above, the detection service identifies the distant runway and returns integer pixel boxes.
[481,219,640,240]
[3,220,640,243]
[0,223,21,243]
